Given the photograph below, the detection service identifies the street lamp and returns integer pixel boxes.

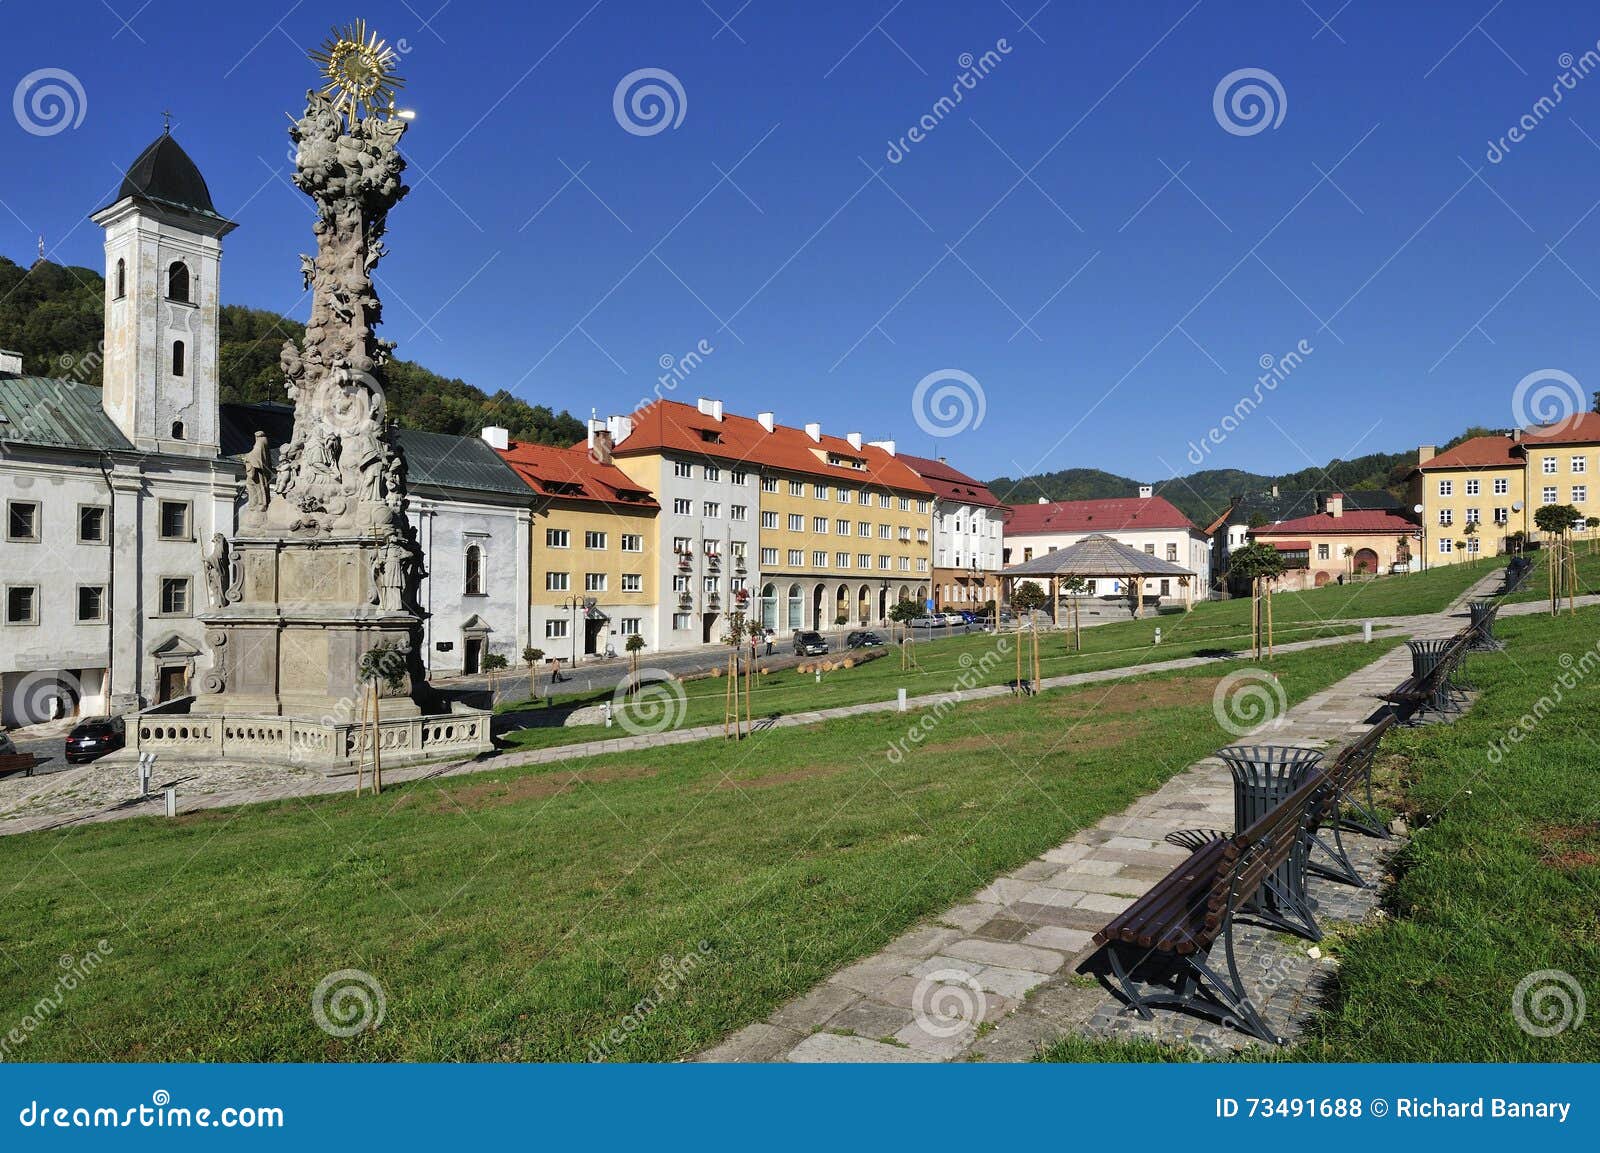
[1413,504,1426,571]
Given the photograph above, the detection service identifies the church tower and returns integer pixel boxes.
[91,129,237,458]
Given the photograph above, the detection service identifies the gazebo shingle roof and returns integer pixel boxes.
[1001,532,1195,579]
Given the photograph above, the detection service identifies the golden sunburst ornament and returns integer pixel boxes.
[308,19,405,119]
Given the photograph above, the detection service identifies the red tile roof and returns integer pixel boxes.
[606,399,933,494]
[1419,435,1520,471]
[898,453,1004,509]
[1005,495,1197,535]
[496,441,659,509]
[1267,540,1311,551]
[1253,509,1418,536]
[1522,411,1600,446]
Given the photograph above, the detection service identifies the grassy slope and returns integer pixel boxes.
[1501,546,1600,607]
[0,643,1392,1061]
[1040,606,1600,1063]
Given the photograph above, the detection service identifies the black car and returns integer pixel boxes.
[64,716,125,764]
[792,630,829,656]
[845,630,885,648]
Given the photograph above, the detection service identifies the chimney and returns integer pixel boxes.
[846,432,863,450]
[608,414,634,446]
[1328,492,1344,518]
[1038,496,1049,505]
[1510,429,1523,442]
[1271,483,1279,498]
[1138,484,1153,499]
[1418,444,1436,463]
[757,411,775,433]
[481,425,510,451]
[0,349,22,375]
[591,429,615,464]
[804,422,821,442]
[869,439,896,456]
[696,397,724,422]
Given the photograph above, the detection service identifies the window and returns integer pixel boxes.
[546,619,569,639]
[672,536,691,553]
[704,465,720,482]
[917,500,929,514]
[858,553,872,568]
[674,460,693,478]
[837,488,853,504]
[1543,456,1559,475]
[546,572,569,591]
[1438,508,1453,527]
[787,549,803,566]
[1494,507,1509,525]
[673,498,692,515]
[703,502,720,518]
[899,556,910,571]
[171,340,185,377]
[1464,508,1480,525]
[813,550,828,566]
[878,555,891,570]
[1166,544,1178,561]
[813,517,828,533]
[703,576,719,593]
[621,533,642,552]
[787,514,804,531]
[1544,486,1559,504]
[672,613,692,631]
[1467,538,1480,554]
[835,518,850,535]
[760,511,778,530]
[1464,479,1480,496]
[159,577,190,616]
[672,574,689,592]
[621,617,642,635]
[6,586,38,625]
[1144,544,1155,555]
[1438,538,1453,554]
[1494,477,1509,495]
[788,480,805,497]
[166,261,190,303]
[1574,485,1589,504]
[761,476,778,493]
[878,524,891,539]
[114,258,126,299]
[585,573,607,592]
[879,494,891,509]
[857,521,871,538]
[7,501,40,542]
[812,483,827,499]
[158,501,191,541]
[760,548,778,565]
[621,573,642,592]
[899,497,910,511]
[78,506,106,544]
[546,528,570,548]
[170,420,184,440]
[836,552,851,568]
[1317,543,1330,560]
[731,470,748,486]
[1574,456,1588,474]
[1437,479,1453,497]
[730,504,747,521]
[464,545,485,596]
[77,585,105,623]
[585,530,607,550]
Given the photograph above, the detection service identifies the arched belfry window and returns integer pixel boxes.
[464,545,484,596]
[114,259,126,299]
[167,261,190,303]
[171,340,185,377]
[170,420,185,440]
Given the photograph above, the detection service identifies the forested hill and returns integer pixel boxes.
[0,256,584,446]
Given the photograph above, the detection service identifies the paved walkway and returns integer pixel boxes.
[696,571,1527,1062]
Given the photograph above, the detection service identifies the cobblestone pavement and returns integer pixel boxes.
[699,571,1527,1062]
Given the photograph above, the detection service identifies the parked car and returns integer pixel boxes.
[908,616,943,629]
[64,716,125,764]
[957,611,982,625]
[845,630,885,648]
[792,630,829,656]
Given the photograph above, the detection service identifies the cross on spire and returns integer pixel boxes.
[162,109,172,133]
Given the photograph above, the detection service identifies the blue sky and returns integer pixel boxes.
[6,0,1600,485]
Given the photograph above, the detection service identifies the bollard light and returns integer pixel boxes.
[1154,628,1162,645]
[897,687,907,712]
[1363,620,1372,643]
[164,784,176,818]
[603,701,613,728]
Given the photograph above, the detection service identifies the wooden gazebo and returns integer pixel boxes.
[1000,532,1198,622]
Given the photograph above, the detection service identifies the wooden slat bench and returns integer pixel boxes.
[0,752,42,779]
[1078,769,1332,1045]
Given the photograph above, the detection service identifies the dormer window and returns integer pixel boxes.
[166,261,190,303]
[698,429,723,444]
[114,258,126,299]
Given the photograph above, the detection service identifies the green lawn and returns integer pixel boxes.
[497,565,1485,753]
[0,640,1394,1061]
[1040,606,1600,1063]
[1501,545,1600,606]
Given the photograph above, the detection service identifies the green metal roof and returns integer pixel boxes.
[219,403,529,499]
[0,374,134,452]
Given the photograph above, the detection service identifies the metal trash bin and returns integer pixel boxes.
[1406,638,1458,712]
[1217,744,1325,931]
